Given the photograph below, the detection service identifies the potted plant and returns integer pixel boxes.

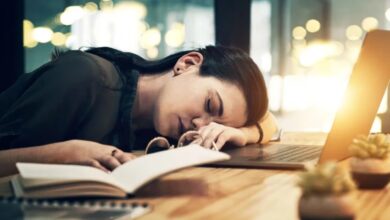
[349,133,390,189]
[298,162,356,220]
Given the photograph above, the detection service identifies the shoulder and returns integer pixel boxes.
[48,50,123,89]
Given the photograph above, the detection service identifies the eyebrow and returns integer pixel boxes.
[216,91,224,117]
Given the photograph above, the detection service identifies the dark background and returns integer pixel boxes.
[0,0,251,93]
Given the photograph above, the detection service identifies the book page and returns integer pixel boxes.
[112,144,230,193]
[16,163,127,191]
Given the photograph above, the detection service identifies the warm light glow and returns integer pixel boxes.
[345,40,362,62]
[331,41,344,56]
[259,53,272,73]
[25,41,38,48]
[23,20,36,48]
[84,2,98,12]
[51,32,67,46]
[378,89,388,114]
[138,21,149,33]
[32,27,53,43]
[60,6,85,25]
[372,117,382,133]
[100,0,114,10]
[282,75,309,110]
[279,75,349,112]
[309,75,349,111]
[23,20,33,31]
[165,22,185,48]
[306,19,321,33]
[114,1,147,19]
[146,47,159,59]
[345,25,362,40]
[298,41,343,67]
[386,8,390,21]
[65,34,76,48]
[361,17,378,32]
[140,28,161,49]
[292,26,306,40]
[292,39,307,49]
[268,75,282,111]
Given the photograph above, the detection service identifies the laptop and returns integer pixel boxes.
[212,29,390,169]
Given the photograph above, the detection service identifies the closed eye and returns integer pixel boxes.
[206,98,212,113]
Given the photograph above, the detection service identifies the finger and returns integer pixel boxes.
[100,155,122,171]
[89,160,110,173]
[116,152,136,163]
[215,132,229,150]
[107,147,137,162]
[198,127,215,146]
[190,138,203,145]
[203,129,224,149]
[127,153,137,160]
[197,122,218,133]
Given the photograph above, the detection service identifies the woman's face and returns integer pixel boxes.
[153,62,247,139]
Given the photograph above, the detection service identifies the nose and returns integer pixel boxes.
[191,116,212,130]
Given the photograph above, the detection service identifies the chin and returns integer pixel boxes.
[154,113,179,138]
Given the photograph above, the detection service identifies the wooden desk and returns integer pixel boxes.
[131,132,390,220]
[1,132,389,219]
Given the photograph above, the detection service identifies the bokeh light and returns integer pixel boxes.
[23,19,37,48]
[298,41,343,67]
[51,32,67,46]
[386,8,390,21]
[60,6,85,25]
[146,47,159,59]
[140,28,161,49]
[165,22,185,48]
[114,1,147,19]
[345,25,362,40]
[292,26,306,40]
[32,27,53,43]
[65,34,76,48]
[361,17,378,32]
[306,19,321,33]
[84,2,98,12]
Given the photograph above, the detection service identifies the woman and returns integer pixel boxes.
[0,45,278,176]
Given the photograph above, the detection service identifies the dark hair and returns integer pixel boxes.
[85,46,268,125]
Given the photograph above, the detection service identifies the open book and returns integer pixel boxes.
[11,145,230,199]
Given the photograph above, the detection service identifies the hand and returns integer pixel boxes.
[197,122,247,150]
[43,140,136,172]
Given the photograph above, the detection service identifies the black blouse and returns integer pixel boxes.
[0,50,139,151]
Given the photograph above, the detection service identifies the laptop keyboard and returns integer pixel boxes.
[259,145,323,162]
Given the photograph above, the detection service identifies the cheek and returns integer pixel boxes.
[153,80,206,133]
[161,84,204,113]
[152,85,190,134]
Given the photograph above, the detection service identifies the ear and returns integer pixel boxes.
[173,52,204,76]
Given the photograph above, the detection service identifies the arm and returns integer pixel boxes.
[240,111,279,144]
[197,111,279,149]
[0,140,136,177]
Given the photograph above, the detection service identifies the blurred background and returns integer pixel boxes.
[2,0,390,133]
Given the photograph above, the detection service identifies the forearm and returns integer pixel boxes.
[240,111,279,145]
[0,144,53,177]
[0,140,136,177]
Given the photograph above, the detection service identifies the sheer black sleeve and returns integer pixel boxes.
[0,51,123,149]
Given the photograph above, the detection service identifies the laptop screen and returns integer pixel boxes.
[319,30,390,163]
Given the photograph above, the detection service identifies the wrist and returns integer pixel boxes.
[239,126,260,145]
[255,122,264,144]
